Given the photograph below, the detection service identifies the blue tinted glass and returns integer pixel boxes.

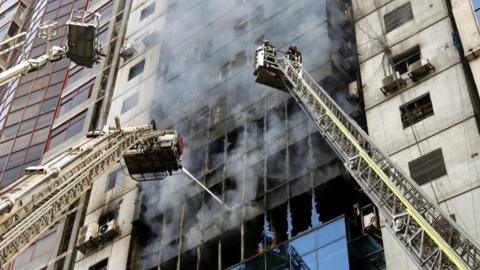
[301,252,318,269]
[476,9,480,23]
[473,0,480,9]
[317,239,350,270]
[315,218,347,248]
[290,230,316,255]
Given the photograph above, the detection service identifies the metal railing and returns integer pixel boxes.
[275,56,480,270]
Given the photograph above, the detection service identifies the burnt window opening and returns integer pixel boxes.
[191,106,209,133]
[227,126,245,153]
[255,34,265,45]
[408,148,447,185]
[207,137,225,170]
[392,45,421,74]
[217,62,230,81]
[400,93,433,128]
[128,60,145,80]
[246,118,264,151]
[384,2,414,33]
[89,258,108,270]
[57,212,76,255]
[98,207,119,225]
[232,51,247,70]
[7,22,19,37]
[140,2,155,21]
[250,5,264,26]
[210,97,227,125]
[234,14,249,35]
[106,168,122,191]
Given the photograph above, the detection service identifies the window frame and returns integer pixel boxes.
[399,93,434,128]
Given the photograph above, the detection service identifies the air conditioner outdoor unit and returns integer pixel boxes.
[348,81,359,100]
[98,220,119,241]
[408,58,435,82]
[119,41,136,59]
[76,223,99,254]
[380,71,406,95]
[363,212,379,231]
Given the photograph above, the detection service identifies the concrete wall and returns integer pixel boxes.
[74,0,167,269]
[353,0,480,269]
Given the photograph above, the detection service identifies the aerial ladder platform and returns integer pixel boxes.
[0,121,183,266]
[254,42,480,270]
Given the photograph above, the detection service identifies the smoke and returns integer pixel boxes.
[130,0,355,268]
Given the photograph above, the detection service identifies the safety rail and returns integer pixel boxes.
[0,126,163,266]
[275,57,480,270]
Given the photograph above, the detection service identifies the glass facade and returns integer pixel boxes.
[473,0,480,23]
[0,0,122,187]
[0,0,85,187]
[228,217,350,270]
[130,0,369,269]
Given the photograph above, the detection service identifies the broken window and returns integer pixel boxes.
[140,2,155,21]
[106,168,122,191]
[384,2,414,33]
[210,97,227,125]
[217,62,230,81]
[408,148,447,185]
[128,60,145,80]
[231,51,247,70]
[89,258,108,270]
[234,14,249,35]
[98,207,119,225]
[399,93,433,128]
[392,45,421,74]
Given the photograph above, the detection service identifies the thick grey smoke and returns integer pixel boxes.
[133,0,354,268]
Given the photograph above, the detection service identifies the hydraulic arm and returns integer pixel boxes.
[0,122,182,266]
[254,43,480,269]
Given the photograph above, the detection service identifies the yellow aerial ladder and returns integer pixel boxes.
[254,42,480,269]
[0,120,183,266]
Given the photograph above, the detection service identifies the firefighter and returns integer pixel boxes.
[286,44,302,64]
[263,40,277,56]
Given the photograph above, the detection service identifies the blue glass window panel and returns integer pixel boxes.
[473,0,480,9]
[317,239,350,270]
[290,230,317,256]
[301,252,318,269]
[476,9,480,23]
[314,217,347,249]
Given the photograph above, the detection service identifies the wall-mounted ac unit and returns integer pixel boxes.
[348,81,359,100]
[98,220,119,241]
[380,72,406,95]
[76,223,99,254]
[119,41,136,59]
[363,212,379,231]
[408,58,435,82]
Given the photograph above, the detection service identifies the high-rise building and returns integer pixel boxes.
[6,0,480,269]
[0,0,132,269]
[352,0,480,269]
[75,0,382,269]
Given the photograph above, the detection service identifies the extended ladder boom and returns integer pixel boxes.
[254,45,480,269]
[0,123,182,266]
